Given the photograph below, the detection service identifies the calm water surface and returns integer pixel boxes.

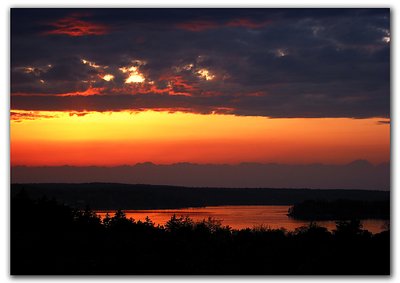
[96,205,388,234]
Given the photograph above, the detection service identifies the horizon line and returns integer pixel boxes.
[10,159,390,168]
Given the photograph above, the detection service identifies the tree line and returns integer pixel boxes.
[11,190,390,275]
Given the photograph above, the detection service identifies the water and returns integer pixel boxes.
[96,205,388,234]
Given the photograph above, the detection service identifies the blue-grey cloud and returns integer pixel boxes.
[11,8,390,118]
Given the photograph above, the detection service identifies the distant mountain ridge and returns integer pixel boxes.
[11,160,390,190]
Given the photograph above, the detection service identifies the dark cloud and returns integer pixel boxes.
[10,92,387,118]
[10,111,58,122]
[11,8,390,118]
[42,13,110,36]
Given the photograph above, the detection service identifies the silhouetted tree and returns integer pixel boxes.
[165,214,194,233]
[333,219,372,239]
[102,212,111,227]
[108,209,134,231]
[11,193,390,275]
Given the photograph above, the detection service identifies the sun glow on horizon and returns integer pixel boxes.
[10,110,390,166]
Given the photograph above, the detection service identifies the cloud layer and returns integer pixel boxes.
[11,8,390,118]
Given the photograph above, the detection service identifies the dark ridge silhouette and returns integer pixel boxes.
[11,160,390,190]
[11,191,390,275]
[11,183,390,210]
[288,199,390,220]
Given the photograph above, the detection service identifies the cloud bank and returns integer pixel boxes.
[11,8,390,118]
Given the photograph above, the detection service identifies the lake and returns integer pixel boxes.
[96,205,388,234]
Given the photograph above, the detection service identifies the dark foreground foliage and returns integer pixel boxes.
[11,191,390,275]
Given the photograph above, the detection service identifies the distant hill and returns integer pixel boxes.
[288,199,389,220]
[11,183,390,210]
[11,160,390,190]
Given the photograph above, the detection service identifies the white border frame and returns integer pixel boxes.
[2,1,397,282]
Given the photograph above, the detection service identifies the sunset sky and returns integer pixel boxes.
[11,8,390,168]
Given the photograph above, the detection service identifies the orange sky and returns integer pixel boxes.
[10,110,390,166]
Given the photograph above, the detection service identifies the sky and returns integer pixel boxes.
[10,8,390,172]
